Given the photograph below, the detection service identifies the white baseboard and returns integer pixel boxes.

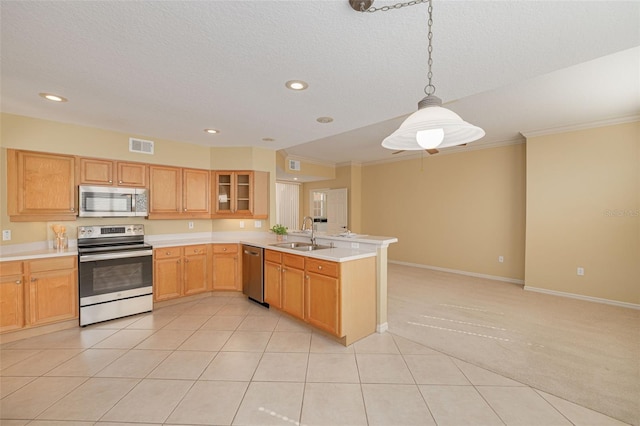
[389,260,525,285]
[376,322,388,333]
[524,286,640,310]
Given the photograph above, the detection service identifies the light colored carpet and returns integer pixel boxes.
[386,263,640,425]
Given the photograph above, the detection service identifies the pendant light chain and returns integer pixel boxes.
[360,0,428,12]
[356,0,436,96]
[425,0,435,96]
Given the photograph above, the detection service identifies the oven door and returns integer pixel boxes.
[78,249,153,306]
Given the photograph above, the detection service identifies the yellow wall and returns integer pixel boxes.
[0,113,276,245]
[525,121,639,304]
[361,144,527,281]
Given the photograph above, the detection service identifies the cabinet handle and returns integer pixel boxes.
[223,248,227,251]
[166,251,171,255]
[318,265,323,270]
[184,208,187,211]
[70,208,75,212]
[109,180,113,183]
[15,280,21,285]
[185,259,189,263]
[31,278,36,282]
[119,180,123,184]
[177,260,181,264]
[306,275,310,280]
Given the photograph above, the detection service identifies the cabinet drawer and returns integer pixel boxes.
[154,247,182,259]
[306,258,339,278]
[283,253,305,270]
[184,244,208,255]
[28,256,76,273]
[265,249,282,264]
[213,244,238,254]
[0,261,23,276]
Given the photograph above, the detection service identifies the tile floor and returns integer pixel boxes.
[0,292,630,425]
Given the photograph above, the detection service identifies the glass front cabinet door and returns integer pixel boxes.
[213,171,254,216]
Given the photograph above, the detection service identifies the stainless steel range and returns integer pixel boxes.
[77,224,153,326]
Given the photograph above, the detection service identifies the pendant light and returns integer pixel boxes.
[351,0,484,150]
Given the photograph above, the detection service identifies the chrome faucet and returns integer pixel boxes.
[302,216,316,245]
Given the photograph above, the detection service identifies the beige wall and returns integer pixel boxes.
[361,144,527,281]
[525,121,639,305]
[1,113,276,245]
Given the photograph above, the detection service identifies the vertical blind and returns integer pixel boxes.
[275,182,300,231]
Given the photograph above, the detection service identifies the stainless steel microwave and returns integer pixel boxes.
[79,185,148,217]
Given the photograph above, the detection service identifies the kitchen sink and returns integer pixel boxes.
[292,244,331,251]
[270,242,331,251]
[271,241,313,249]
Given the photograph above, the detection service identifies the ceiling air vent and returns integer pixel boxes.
[288,159,301,171]
[129,138,154,155]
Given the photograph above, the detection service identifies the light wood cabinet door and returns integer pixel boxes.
[79,158,147,187]
[212,254,239,291]
[281,263,305,320]
[79,158,114,185]
[116,162,147,187]
[149,165,182,216]
[212,171,255,218]
[26,267,78,327]
[182,168,210,217]
[306,271,341,336]
[0,262,24,333]
[183,245,209,296]
[264,260,282,308]
[154,248,183,302]
[7,149,77,221]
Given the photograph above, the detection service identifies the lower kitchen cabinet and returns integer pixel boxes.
[154,245,210,302]
[264,250,283,308]
[26,257,78,326]
[0,261,25,333]
[212,244,240,291]
[281,254,305,320]
[305,258,341,336]
[0,256,78,334]
[263,249,377,345]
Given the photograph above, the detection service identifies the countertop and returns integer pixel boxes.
[1,231,397,263]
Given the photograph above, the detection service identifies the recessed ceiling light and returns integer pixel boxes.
[262,137,275,142]
[285,80,308,91]
[204,129,220,134]
[39,92,68,102]
[316,116,334,124]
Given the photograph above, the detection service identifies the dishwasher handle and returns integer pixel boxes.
[244,249,261,257]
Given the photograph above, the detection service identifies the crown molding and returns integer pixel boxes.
[520,115,640,139]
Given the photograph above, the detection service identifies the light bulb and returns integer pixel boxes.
[416,128,444,149]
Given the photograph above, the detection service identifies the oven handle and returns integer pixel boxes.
[79,249,153,262]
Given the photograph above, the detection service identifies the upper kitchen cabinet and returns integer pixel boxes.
[78,157,148,187]
[148,165,210,219]
[7,149,77,222]
[212,171,269,219]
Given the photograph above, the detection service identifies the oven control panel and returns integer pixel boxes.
[78,224,145,239]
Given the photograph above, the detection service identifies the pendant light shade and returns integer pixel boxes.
[382,95,485,150]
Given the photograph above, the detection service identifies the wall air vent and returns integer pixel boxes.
[129,138,154,155]
[288,159,301,171]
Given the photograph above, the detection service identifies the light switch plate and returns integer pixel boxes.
[2,230,11,241]
[239,221,245,229]
[254,220,262,228]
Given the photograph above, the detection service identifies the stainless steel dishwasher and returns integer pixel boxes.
[242,244,267,306]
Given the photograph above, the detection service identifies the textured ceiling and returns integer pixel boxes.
[1,1,639,170]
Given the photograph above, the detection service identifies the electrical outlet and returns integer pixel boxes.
[254,220,262,228]
[351,242,359,249]
[2,230,11,241]
[239,221,245,229]
[498,256,504,263]
[188,221,194,229]
[577,267,585,276]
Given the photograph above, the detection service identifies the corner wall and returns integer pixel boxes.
[361,144,527,281]
[525,121,639,305]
